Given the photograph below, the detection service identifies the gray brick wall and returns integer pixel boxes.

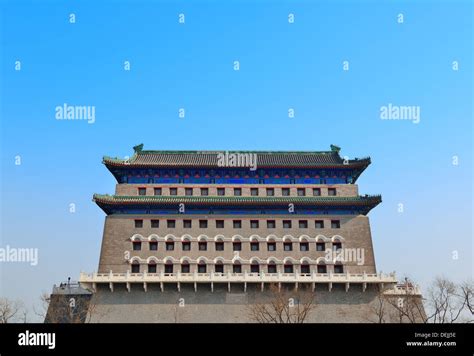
[98,214,376,274]
[88,284,420,323]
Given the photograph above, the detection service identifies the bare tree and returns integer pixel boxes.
[20,309,28,323]
[385,278,427,323]
[0,298,25,324]
[459,280,473,317]
[366,277,426,323]
[33,292,51,321]
[368,277,474,324]
[248,284,316,323]
[425,277,473,324]
[366,286,388,323]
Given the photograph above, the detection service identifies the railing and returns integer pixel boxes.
[384,283,422,295]
[52,281,90,295]
[79,271,398,284]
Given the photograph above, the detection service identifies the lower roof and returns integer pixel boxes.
[93,194,381,207]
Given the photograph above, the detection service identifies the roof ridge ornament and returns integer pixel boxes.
[133,144,144,153]
[330,144,341,153]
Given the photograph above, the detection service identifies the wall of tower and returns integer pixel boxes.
[88,283,422,323]
[97,213,376,274]
[114,183,359,197]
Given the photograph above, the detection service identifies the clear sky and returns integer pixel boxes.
[0,0,472,321]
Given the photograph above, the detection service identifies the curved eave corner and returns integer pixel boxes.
[351,157,371,183]
[103,153,138,183]
[365,193,381,214]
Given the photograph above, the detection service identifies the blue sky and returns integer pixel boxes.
[0,0,472,321]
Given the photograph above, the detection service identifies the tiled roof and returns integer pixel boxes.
[93,194,382,206]
[103,145,371,169]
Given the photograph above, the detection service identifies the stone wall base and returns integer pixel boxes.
[83,283,424,323]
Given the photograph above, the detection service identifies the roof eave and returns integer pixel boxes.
[101,162,367,169]
[92,195,381,205]
[351,158,371,183]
